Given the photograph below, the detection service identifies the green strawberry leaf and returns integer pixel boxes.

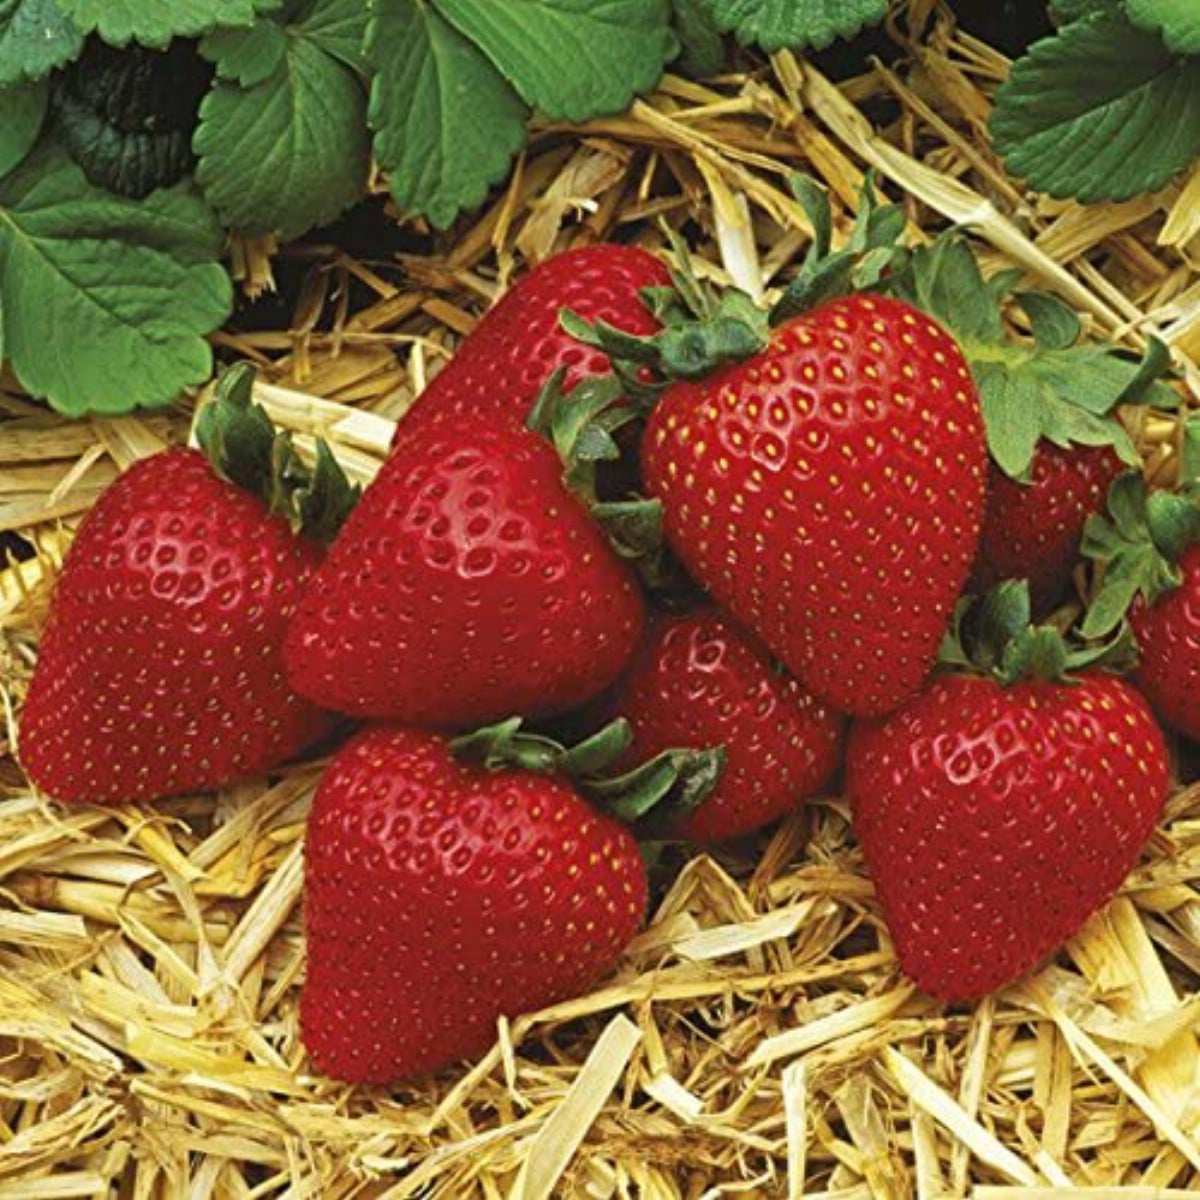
[1049,0,1117,21]
[0,0,82,86]
[299,0,368,72]
[0,145,231,416]
[672,0,725,77]
[367,0,528,230]
[0,78,47,180]
[990,12,1200,203]
[699,0,887,52]
[195,24,370,241]
[435,0,674,123]
[1125,0,1200,54]
[200,18,288,85]
[55,0,282,47]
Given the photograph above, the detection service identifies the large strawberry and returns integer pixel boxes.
[1081,473,1200,739]
[886,235,1167,615]
[301,718,721,1082]
[287,376,655,726]
[393,244,670,446]
[641,290,987,716]
[20,366,356,805]
[614,608,844,841]
[848,583,1169,1001]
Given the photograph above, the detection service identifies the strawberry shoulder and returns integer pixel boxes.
[395,245,669,444]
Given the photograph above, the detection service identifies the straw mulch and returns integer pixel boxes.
[3,4,1200,1196]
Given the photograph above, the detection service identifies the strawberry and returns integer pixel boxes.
[19,366,356,805]
[301,718,720,1082]
[393,244,670,446]
[641,291,987,717]
[848,583,1169,1001]
[614,608,845,841]
[286,377,653,726]
[973,443,1124,612]
[1081,473,1200,740]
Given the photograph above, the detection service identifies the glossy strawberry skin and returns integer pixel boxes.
[393,245,670,446]
[20,450,332,805]
[286,419,645,726]
[973,443,1124,613]
[642,293,988,718]
[614,609,845,841]
[848,672,1168,1001]
[1131,543,1200,740]
[301,725,647,1083]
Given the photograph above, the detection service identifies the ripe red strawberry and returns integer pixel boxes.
[393,244,670,446]
[848,588,1168,1001]
[286,382,648,726]
[20,367,353,805]
[614,609,844,841]
[642,293,987,717]
[301,720,675,1083]
[1131,543,1200,739]
[973,443,1124,612]
[1081,473,1200,740]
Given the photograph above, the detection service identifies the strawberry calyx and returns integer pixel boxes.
[1080,472,1200,637]
[941,580,1136,685]
[526,369,665,564]
[450,716,727,825]
[887,233,1177,482]
[559,174,907,395]
[196,363,360,543]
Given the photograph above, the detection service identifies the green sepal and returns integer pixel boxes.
[526,368,666,569]
[559,225,769,393]
[1081,472,1200,638]
[450,716,726,826]
[770,172,909,323]
[196,362,360,543]
[885,230,1173,482]
[941,579,1136,684]
[586,745,727,825]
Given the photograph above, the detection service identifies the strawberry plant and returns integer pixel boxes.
[991,0,1200,202]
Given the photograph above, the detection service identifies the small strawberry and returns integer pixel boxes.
[848,582,1169,1001]
[287,376,656,726]
[393,244,670,446]
[614,608,845,841]
[19,366,357,805]
[301,717,721,1082]
[1081,473,1200,740]
[973,443,1125,612]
